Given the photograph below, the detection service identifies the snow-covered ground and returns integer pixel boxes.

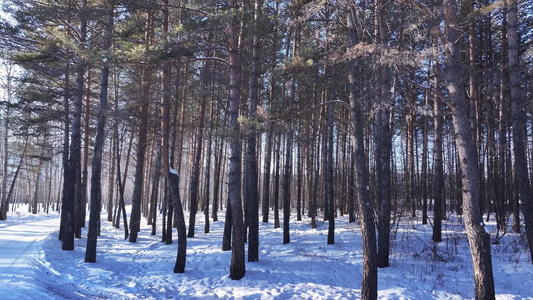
[1,205,532,299]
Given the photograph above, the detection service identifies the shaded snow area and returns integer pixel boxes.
[1,205,532,299]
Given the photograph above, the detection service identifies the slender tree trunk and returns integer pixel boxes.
[106,125,116,223]
[227,0,246,279]
[274,134,281,229]
[61,0,87,250]
[170,170,187,273]
[311,134,320,229]
[421,68,430,225]
[85,2,113,262]
[149,149,161,235]
[204,102,214,234]
[375,0,392,268]
[432,53,444,243]
[115,125,129,239]
[129,11,154,243]
[283,131,292,245]
[0,64,14,220]
[498,7,517,234]
[262,129,272,223]
[247,0,262,262]
[348,9,378,299]
[443,1,495,297]
[82,71,91,225]
[326,102,335,245]
[212,135,223,222]
[188,82,207,238]
[297,135,303,221]
[59,61,70,241]
[507,0,533,263]
[73,0,87,240]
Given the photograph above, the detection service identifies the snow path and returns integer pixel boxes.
[0,213,70,299]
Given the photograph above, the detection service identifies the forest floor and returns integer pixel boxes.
[0,204,532,299]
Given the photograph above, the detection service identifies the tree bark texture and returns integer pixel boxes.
[444,1,495,298]
[348,9,378,299]
[227,0,246,280]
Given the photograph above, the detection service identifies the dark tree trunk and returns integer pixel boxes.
[375,0,392,269]
[188,74,207,238]
[129,11,154,243]
[443,1,495,297]
[348,9,378,299]
[311,134,320,229]
[222,198,232,251]
[149,150,161,235]
[432,56,444,243]
[170,171,187,273]
[129,63,152,243]
[212,137,223,222]
[326,102,335,245]
[204,102,214,234]
[283,131,292,245]
[82,71,91,225]
[507,0,533,263]
[85,2,112,262]
[115,128,129,239]
[274,134,281,229]
[297,135,303,221]
[227,0,246,280]
[73,0,87,240]
[262,129,272,223]
[58,61,70,240]
[246,0,262,262]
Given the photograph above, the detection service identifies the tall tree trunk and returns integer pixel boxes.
[204,102,214,234]
[227,0,246,280]
[82,71,91,224]
[247,0,262,262]
[32,149,45,215]
[507,0,533,263]
[296,134,303,221]
[375,0,392,269]
[85,1,113,262]
[283,131,292,245]
[115,127,129,239]
[262,129,272,223]
[106,122,116,223]
[212,134,223,222]
[188,78,207,238]
[0,62,14,220]
[129,11,154,243]
[274,134,281,229]
[421,68,430,225]
[443,1,495,297]
[311,133,320,229]
[348,9,378,299]
[170,170,187,273]
[326,102,334,245]
[62,0,87,250]
[59,61,70,241]
[432,52,444,243]
[498,6,516,233]
[149,149,161,235]
[74,0,87,240]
